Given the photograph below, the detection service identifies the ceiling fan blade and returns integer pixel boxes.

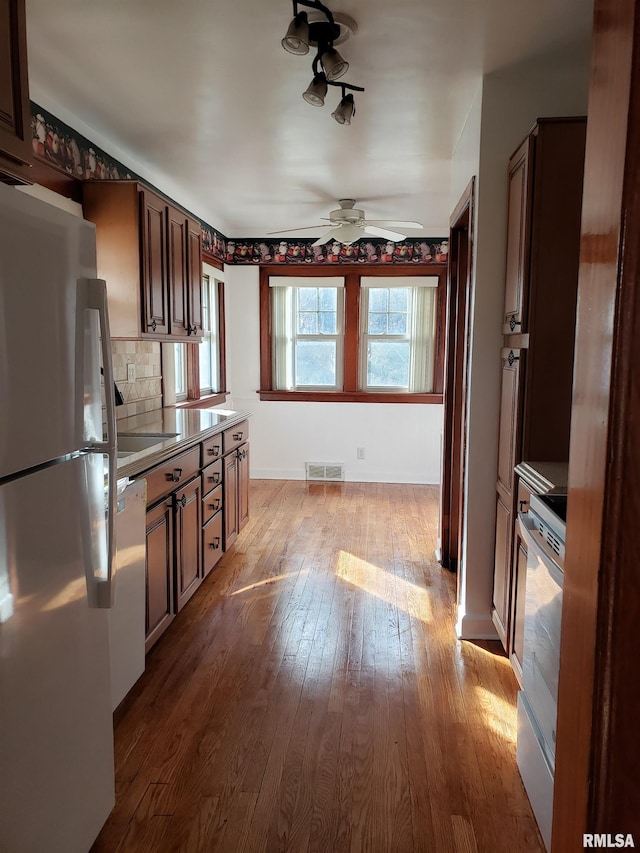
[366,220,423,229]
[364,225,407,241]
[266,224,328,235]
[312,229,341,247]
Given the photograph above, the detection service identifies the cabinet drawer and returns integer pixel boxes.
[143,447,200,505]
[223,420,249,455]
[203,511,223,576]
[202,484,223,524]
[202,433,223,463]
[201,458,223,493]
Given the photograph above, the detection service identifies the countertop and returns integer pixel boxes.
[515,461,569,494]
[116,407,250,478]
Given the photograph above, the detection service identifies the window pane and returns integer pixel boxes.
[368,289,388,312]
[295,340,336,386]
[298,312,318,334]
[199,337,212,391]
[298,288,318,311]
[388,312,408,335]
[174,343,186,395]
[368,312,388,335]
[389,288,409,311]
[318,311,337,334]
[367,341,410,387]
[318,288,337,311]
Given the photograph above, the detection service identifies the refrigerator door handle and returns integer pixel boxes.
[82,278,117,607]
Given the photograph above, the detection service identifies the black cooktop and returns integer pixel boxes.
[537,493,568,523]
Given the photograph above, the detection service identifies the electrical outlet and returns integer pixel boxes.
[127,363,136,383]
[357,447,365,460]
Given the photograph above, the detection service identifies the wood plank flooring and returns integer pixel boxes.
[92,480,543,853]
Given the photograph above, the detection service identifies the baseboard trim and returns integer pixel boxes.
[455,609,499,640]
[250,468,438,485]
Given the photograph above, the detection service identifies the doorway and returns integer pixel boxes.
[438,178,475,575]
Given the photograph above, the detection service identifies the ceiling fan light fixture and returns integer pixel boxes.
[302,73,327,106]
[321,47,349,81]
[332,93,355,125]
[282,11,310,55]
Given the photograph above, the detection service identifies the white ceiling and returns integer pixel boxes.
[25,0,592,238]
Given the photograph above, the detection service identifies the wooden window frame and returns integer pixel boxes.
[259,264,447,403]
[177,261,229,408]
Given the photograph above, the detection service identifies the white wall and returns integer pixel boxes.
[455,42,591,639]
[224,265,444,484]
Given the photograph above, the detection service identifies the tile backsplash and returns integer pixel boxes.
[110,340,163,420]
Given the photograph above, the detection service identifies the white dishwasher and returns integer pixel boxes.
[108,478,146,710]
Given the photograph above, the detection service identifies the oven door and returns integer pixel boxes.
[517,512,564,772]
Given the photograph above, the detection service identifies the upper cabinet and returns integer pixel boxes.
[502,137,533,334]
[83,181,203,341]
[0,0,32,184]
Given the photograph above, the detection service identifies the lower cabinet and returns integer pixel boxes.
[508,479,532,683]
[141,422,250,652]
[174,476,203,611]
[145,497,175,652]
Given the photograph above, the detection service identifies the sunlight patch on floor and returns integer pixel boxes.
[474,684,517,743]
[229,570,308,597]
[335,550,432,622]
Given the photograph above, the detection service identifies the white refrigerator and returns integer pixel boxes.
[0,183,117,852]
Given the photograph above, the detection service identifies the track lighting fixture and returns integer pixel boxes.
[281,0,364,124]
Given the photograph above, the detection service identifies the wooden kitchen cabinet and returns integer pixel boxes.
[145,497,175,652]
[82,181,203,340]
[174,476,203,611]
[509,478,532,684]
[222,421,250,550]
[0,0,32,184]
[492,117,586,658]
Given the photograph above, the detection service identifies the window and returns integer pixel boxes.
[173,268,227,407]
[271,278,344,390]
[260,267,446,403]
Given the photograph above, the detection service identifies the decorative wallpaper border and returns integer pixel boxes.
[30,103,446,267]
[224,237,448,265]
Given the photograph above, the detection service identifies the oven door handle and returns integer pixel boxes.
[517,513,564,584]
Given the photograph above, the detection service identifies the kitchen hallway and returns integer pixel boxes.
[92,480,543,852]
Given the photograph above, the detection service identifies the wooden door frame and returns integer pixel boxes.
[439,178,475,572]
[552,0,640,846]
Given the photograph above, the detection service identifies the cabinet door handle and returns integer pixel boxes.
[519,500,528,512]
[150,319,157,332]
[233,431,243,441]
[509,316,522,332]
[208,445,220,456]
[506,350,519,366]
[179,494,187,508]
[167,467,183,483]
[209,537,220,550]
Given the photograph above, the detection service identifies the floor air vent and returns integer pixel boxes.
[305,462,345,482]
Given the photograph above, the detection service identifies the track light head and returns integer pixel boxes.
[320,47,349,81]
[331,93,355,125]
[282,11,310,55]
[303,73,328,106]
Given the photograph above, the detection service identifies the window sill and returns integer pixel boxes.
[176,392,229,409]
[258,390,443,404]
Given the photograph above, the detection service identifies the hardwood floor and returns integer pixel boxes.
[93,480,543,853]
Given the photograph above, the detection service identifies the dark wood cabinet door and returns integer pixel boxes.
[492,493,512,647]
[503,136,533,334]
[238,444,250,532]
[187,219,203,338]
[145,498,175,652]
[0,0,31,181]
[140,190,169,336]
[203,511,223,577]
[168,208,189,338]
[496,348,524,497]
[223,452,239,550]
[175,476,202,612]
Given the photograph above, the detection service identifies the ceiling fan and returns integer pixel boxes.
[266,199,423,246]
